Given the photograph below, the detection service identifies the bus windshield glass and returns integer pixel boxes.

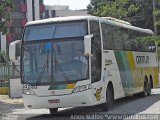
[22,39,89,84]
[24,21,87,41]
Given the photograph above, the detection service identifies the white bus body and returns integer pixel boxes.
[10,16,158,113]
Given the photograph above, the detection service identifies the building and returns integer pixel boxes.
[44,5,88,18]
[0,0,45,52]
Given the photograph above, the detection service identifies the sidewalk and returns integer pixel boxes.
[0,95,24,114]
[0,95,23,104]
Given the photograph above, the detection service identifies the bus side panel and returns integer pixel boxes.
[114,51,158,96]
[153,67,159,88]
[103,50,125,100]
[114,51,135,96]
[127,51,143,93]
[131,52,158,89]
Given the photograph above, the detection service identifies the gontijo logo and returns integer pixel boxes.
[136,56,149,64]
[94,87,102,101]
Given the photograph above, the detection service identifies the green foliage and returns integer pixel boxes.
[155,36,160,60]
[152,0,160,27]
[0,0,12,34]
[88,0,140,22]
[0,51,8,63]
[88,0,156,30]
[87,0,160,62]
[136,35,160,43]
[153,8,160,16]
[154,8,160,26]
[136,35,160,59]
[156,21,160,26]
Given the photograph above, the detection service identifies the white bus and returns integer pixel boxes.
[10,16,158,113]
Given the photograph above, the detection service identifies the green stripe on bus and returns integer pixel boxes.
[48,84,67,90]
[114,51,134,95]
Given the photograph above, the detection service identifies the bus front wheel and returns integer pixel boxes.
[49,108,58,114]
[101,85,114,111]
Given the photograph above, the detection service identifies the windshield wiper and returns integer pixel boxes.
[55,60,70,81]
[34,59,48,85]
[34,51,49,85]
[52,37,70,82]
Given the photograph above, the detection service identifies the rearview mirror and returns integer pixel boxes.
[9,40,21,61]
[84,34,93,56]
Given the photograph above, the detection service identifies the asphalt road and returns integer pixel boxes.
[1,89,160,120]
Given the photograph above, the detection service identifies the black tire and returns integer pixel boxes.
[49,108,58,114]
[147,81,151,96]
[101,85,114,111]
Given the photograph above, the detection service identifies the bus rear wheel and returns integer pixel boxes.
[49,108,58,114]
[101,85,114,111]
[147,81,151,96]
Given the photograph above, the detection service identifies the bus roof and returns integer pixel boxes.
[100,17,154,35]
[26,16,154,35]
[26,16,94,26]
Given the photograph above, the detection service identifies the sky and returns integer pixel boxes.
[43,0,90,10]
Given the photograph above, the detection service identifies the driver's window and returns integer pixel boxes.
[52,40,89,81]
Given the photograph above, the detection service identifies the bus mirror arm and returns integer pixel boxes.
[84,34,93,56]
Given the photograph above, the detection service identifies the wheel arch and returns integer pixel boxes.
[107,81,114,100]
[144,75,149,85]
[149,75,153,88]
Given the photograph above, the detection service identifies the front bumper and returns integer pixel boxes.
[23,89,94,109]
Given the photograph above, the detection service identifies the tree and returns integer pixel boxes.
[131,0,153,30]
[154,0,160,25]
[87,0,154,30]
[87,0,160,40]
[0,0,12,34]
[153,0,160,34]
[154,9,160,26]
[88,0,139,22]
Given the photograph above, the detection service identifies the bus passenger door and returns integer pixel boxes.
[91,51,105,104]
[90,46,105,104]
[89,20,105,104]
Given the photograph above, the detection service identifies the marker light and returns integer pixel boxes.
[22,89,36,95]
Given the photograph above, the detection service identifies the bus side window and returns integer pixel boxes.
[102,23,114,50]
[142,40,156,52]
[126,30,142,51]
[112,27,124,50]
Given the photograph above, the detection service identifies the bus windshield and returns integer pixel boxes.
[22,21,89,85]
[24,21,87,41]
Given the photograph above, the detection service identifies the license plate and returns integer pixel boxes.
[48,99,60,104]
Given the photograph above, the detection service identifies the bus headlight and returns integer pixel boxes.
[73,84,91,93]
[22,89,36,95]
